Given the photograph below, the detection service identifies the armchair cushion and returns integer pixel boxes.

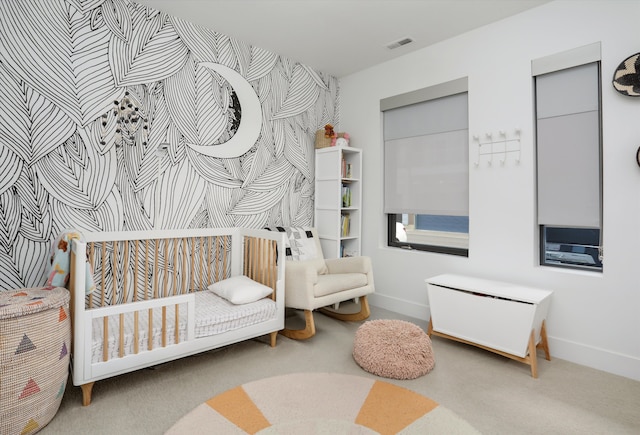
[315,273,369,297]
[325,256,371,275]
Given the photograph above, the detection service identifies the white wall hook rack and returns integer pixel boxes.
[474,128,521,167]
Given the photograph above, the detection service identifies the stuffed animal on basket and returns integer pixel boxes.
[324,124,336,138]
[334,132,350,147]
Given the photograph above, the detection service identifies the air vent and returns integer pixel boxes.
[386,37,414,50]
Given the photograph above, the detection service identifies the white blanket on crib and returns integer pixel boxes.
[91,291,276,363]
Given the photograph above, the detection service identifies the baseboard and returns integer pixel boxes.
[370,294,640,382]
[368,293,430,321]
[548,336,640,382]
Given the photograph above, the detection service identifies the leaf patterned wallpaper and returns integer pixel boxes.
[0,0,339,289]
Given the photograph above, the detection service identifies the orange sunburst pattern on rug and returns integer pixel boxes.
[206,386,270,433]
[166,373,478,434]
[356,380,439,434]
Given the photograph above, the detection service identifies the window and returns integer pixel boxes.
[533,43,603,271]
[381,78,469,256]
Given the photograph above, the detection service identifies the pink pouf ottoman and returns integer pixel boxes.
[353,319,435,380]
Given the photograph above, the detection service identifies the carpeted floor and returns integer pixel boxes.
[166,372,480,434]
[40,305,640,434]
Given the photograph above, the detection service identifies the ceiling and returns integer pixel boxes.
[137,0,551,78]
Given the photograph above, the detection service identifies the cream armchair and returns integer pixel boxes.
[268,227,374,340]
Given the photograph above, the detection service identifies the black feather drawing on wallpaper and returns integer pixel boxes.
[0,0,339,289]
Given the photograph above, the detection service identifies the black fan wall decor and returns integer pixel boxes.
[612,52,640,97]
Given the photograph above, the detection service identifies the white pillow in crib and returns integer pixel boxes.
[208,276,273,305]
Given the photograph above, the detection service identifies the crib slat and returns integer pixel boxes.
[164,239,169,297]
[270,240,276,295]
[199,236,205,291]
[154,240,159,299]
[214,236,219,283]
[258,238,263,283]
[267,239,272,293]
[144,240,150,301]
[190,237,195,293]
[123,240,129,303]
[163,239,169,347]
[263,238,268,288]
[150,240,159,351]
[252,237,257,281]
[101,241,106,307]
[87,242,94,308]
[181,238,187,293]
[162,306,167,347]
[107,241,119,362]
[223,236,228,280]
[133,241,139,354]
[113,241,118,305]
[119,314,124,358]
[173,238,178,296]
[243,236,249,278]
[175,305,180,345]
[253,237,259,282]
[114,241,124,358]
[207,236,212,287]
[134,241,139,302]
[134,311,139,354]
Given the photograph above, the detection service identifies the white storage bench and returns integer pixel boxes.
[425,274,552,377]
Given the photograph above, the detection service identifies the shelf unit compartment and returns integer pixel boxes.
[316,179,340,209]
[340,210,360,238]
[316,152,341,179]
[340,238,360,258]
[341,153,361,180]
[340,181,360,209]
[316,209,340,239]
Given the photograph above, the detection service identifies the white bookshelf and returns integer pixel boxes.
[314,146,362,258]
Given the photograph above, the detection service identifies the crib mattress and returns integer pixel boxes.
[91,291,276,363]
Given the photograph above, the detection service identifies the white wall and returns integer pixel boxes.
[339,0,640,381]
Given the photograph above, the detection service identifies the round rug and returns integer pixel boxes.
[165,373,479,434]
[353,319,435,380]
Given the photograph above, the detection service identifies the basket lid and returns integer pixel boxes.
[0,287,70,320]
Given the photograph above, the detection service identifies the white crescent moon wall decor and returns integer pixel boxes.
[187,62,263,158]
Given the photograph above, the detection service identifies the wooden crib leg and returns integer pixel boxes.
[270,331,277,347]
[81,382,95,406]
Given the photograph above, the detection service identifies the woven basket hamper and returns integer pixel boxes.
[314,130,346,149]
[0,287,70,435]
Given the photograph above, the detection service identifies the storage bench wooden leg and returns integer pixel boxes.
[428,319,550,378]
[537,320,551,361]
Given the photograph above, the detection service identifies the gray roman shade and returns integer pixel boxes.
[382,78,469,216]
[534,54,601,228]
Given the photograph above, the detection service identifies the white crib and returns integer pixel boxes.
[69,227,285,405]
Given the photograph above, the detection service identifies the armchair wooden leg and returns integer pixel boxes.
[279,309,316,340]
[319,296,371,322]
